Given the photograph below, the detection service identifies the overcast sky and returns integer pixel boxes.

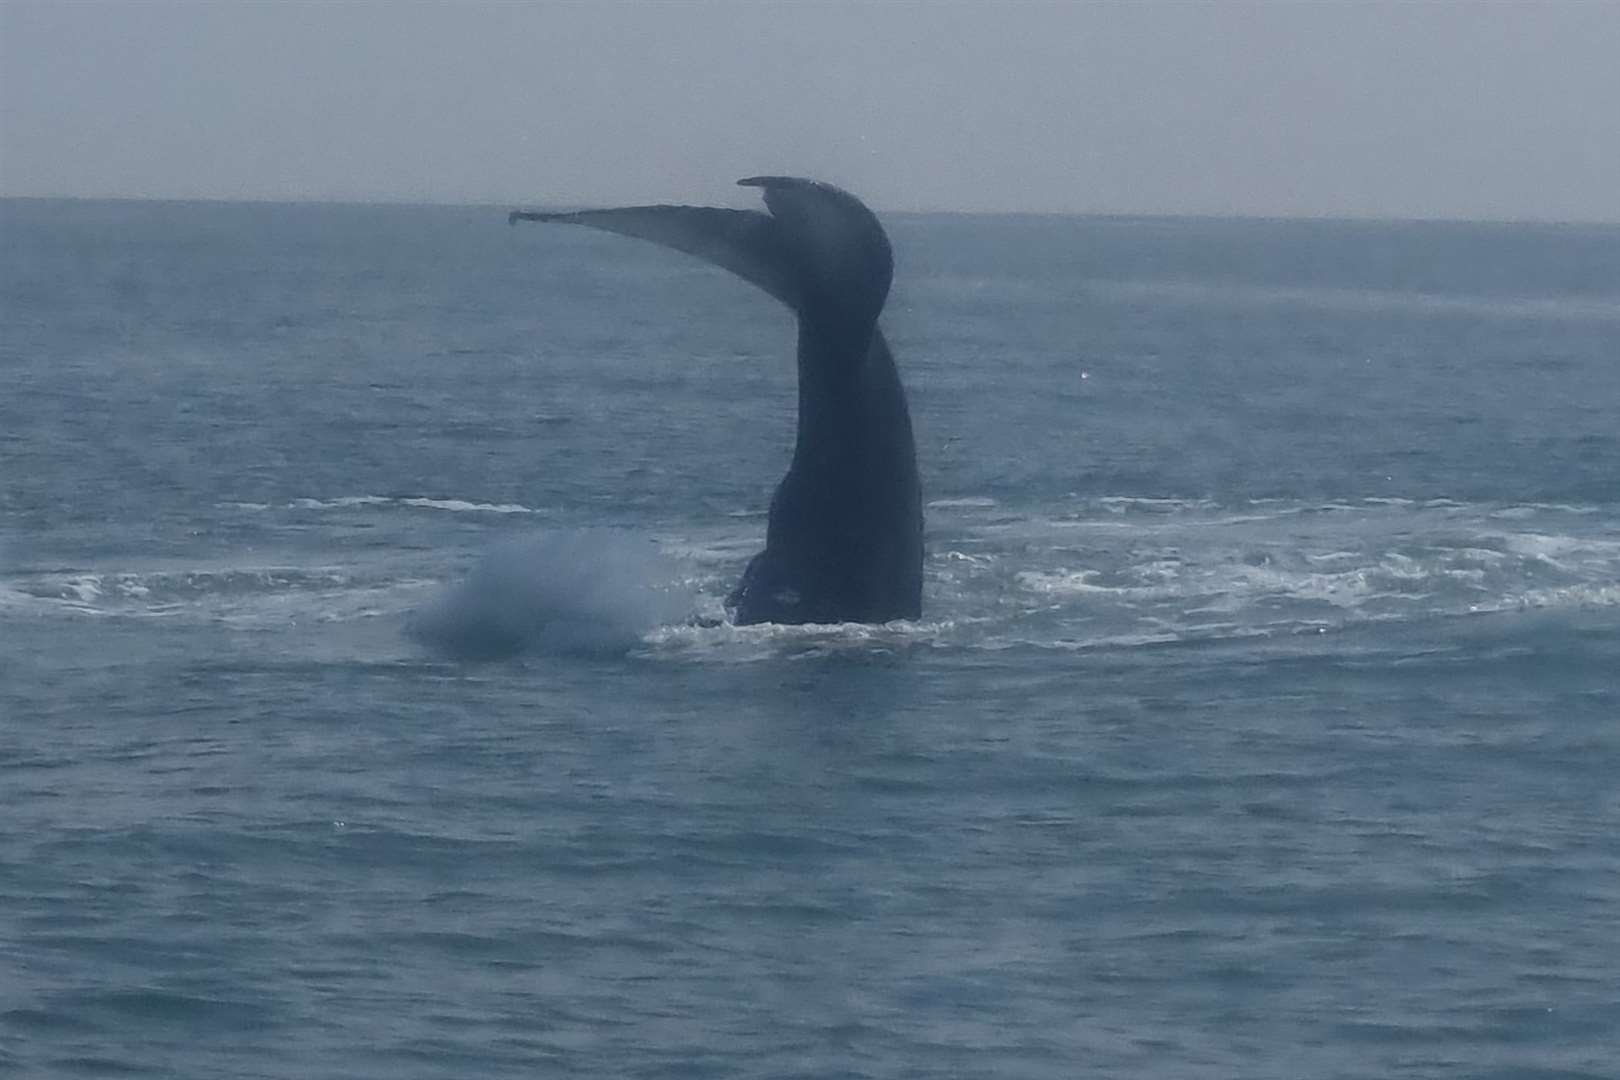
[3,1,1617,221]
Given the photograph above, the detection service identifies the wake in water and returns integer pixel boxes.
[5,496,1617,664]
[406,529,694,660]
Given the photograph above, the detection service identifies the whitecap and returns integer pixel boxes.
[398,497,538,514]
[928,496,999,510]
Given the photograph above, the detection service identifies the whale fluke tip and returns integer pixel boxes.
[509,210,557,226]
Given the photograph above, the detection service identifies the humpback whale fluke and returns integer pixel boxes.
[510,177,922,625]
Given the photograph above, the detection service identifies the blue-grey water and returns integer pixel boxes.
[3,198,1618,1077]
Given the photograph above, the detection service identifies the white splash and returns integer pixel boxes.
[407,529,694,660]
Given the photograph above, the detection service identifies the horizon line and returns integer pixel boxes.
[3,192,1617,230]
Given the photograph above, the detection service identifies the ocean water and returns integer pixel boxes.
[3,198,1618,1077]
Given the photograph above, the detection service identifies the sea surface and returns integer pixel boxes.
[3,198,1618,1078]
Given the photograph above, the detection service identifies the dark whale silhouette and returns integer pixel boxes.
[510,177,922,625]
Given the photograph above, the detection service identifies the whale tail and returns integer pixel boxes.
[509,178,921,626]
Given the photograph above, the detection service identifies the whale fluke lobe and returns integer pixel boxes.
[510,177,922,625]
[512,204,800,305]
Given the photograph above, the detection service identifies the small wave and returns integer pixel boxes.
[1493,582,1620,612]
[223,495,546,514]
[643,615,940,662]
[1097,496,1217,514]
[655,534,761,566]
[1499,532,1620,567]
[1017,569,1134,597]
[1092,279,1620,323]
[398,497,537,514]
[928,496,998,510]
[2,565,428,628]
[18,567,348,603]
[937,550,995,567]
[0,581,83,616]
[289,496,392,510]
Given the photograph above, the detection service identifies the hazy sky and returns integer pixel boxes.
[3,1,1618,220]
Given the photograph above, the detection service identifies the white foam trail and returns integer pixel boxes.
[241,495,548,514]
